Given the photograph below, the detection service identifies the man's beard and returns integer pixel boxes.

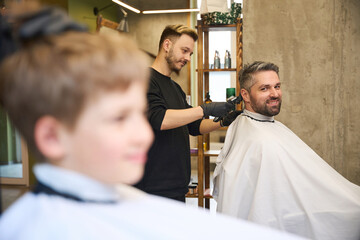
[250,96,282,117]
[165,47,183,75]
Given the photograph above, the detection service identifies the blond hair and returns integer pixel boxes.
[0,32,149,160]
[158,24,198,51]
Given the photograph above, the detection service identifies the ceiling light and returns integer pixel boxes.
[112,0,140,14]
[142,9,200,14]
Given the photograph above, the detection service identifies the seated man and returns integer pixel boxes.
[213,61,360,240]
[0,5,301,240]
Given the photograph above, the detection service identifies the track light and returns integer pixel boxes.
[112,0,140,14]
[98,1,198,15]
[142,9,200,14]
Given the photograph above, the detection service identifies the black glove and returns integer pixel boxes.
[220,110,243,127]
[200,102,234,118]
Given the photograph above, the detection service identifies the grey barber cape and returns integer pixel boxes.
[213,110,360,240]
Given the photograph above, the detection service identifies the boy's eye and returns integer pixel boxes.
[115,115,126,122]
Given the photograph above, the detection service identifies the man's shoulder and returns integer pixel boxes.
[234,115,290,146]
[235,114,271,135]
[149,68,169,81]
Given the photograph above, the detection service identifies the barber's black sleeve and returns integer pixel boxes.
[147,78,167,131]
[183,95,202,136]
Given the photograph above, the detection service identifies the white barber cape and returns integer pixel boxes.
[0,164,303,240]
[213,110,360,240]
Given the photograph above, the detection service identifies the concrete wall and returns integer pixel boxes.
[243,0,360,185]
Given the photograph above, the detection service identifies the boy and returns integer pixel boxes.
[0,5,301,239]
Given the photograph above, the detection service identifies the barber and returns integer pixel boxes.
[134,24,238,202]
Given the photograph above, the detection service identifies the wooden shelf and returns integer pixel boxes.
[186,194,213,199]
[191,149,221,157]
[195,18,243,209]
[196,23,237,31]
[204,150,221,157]
[185,193,198,198]
[204,188,212,198]
[186,190,213,199]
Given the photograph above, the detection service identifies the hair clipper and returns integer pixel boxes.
[213,95,242,122]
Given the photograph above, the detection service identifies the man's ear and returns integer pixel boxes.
[163,39,172,53]
[241,88,250,103]
[34,116,67,161]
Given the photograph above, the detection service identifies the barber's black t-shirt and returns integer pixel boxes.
[134,68,202,198]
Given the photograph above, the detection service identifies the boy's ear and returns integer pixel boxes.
[34,116,67,161]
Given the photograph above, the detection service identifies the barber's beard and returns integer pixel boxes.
[165,48,182,76]
[250,96,282,117]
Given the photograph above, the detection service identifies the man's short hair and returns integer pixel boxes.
[239,61,279,92]
[158,24,198,52]
[0,32,149,161]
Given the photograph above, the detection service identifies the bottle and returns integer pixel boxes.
[214,50,220,69]
[226,88,235,100]
[204,92,212,124]
[226,88,236,111]
[204,92,212,104]
[224,50,231,69]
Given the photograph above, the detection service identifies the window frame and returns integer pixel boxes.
[0,138,30,186]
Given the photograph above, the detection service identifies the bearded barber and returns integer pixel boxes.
[134,24,238,202]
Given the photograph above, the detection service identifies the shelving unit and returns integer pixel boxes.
[195,18,243,208]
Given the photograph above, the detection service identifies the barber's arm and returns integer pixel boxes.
[199,119,221,134]
[199,110,242,134]
[161,107,203,130]
[147,78,234,131]
[161,102,234,130]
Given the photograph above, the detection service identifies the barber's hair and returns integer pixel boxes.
[0,32,149,161]
[239,61,279,92]
[158,24,198,52]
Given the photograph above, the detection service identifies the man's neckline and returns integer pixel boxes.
[243,109,275,123]
[151,67,171,79]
